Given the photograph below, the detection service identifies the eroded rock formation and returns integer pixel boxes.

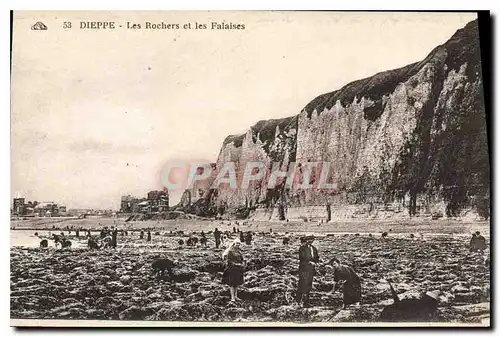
[186,19,489,221]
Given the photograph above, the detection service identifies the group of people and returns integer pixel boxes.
[40,223,362,309]
[98,228,119,248]
[220,230,488,308]
[220,233,362,308]
[37,232,72,248]
[213,228,237,248]
[38,221,487,311]
[212,228,255,249]
[89,227,161,249]
[295,235,361,308]
[239,231,253,245]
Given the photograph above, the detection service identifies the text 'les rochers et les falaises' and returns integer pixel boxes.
[77,21,246,30]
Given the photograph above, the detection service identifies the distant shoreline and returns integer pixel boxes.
[9,217,490,235]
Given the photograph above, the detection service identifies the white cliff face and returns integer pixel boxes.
[358,57,444,178]
[213,119,297,211]
[189,19,488,221]
[424,62,488,209]
[292,54,444,207]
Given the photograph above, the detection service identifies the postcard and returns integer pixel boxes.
[10,10,491,327]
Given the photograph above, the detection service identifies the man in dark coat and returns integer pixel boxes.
[214,228,222,248]
[245,231,253,245]
[40,239,48,248]
[111,229,118,248]
[296,235,320,308]
[474,231,486,251]
[469,231,487,252]
[200,231,207,246]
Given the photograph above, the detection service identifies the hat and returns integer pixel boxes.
[328,257,340,265]
[303,235,315,240]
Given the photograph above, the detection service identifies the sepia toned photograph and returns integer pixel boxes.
[10,10,491,327]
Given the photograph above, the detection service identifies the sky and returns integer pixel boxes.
[11,11,477,209]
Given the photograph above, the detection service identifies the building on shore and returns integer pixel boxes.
[33,202,60,217]
[12,198,25,216]
[12,198,68,217]
[120,195,139,213]
[147,189,169,213]
[120,189,169,214]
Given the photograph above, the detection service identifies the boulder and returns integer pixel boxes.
[239,287,278,302]
[118,305,151,320]
[330,309,357,322]
[106,281,124,292]
[310,308,338,321]
[452,302,490,317]
[269,305,302,321]
[120,275,131,284]
[438,292,455,305]
[226,307,247,316]
[171,268,198,283]
[451,284,469,294]
[454,292,481,303]
[147,292,162,300]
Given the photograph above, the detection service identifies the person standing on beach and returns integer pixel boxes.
[222,238,246,303]
[88,236,100,250]
[296,235,319,308]
[244,231,253,245]
[200,231,207,247]
[328,257,362,309]
[214,228,222,248]
[140,230,144,239]
[476,231,487,250]
[147,230,152,242]
[469,233,477,251]
[470,231,486,252]
[111,229,118,248]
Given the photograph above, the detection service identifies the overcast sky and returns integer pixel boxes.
[11,11,477,209]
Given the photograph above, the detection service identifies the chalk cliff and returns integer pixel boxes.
[185,19,489,221]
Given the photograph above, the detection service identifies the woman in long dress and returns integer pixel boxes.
[222,238,246,302]
[328,257,362,309]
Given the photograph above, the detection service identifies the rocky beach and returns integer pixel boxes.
[10,221,490,324]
